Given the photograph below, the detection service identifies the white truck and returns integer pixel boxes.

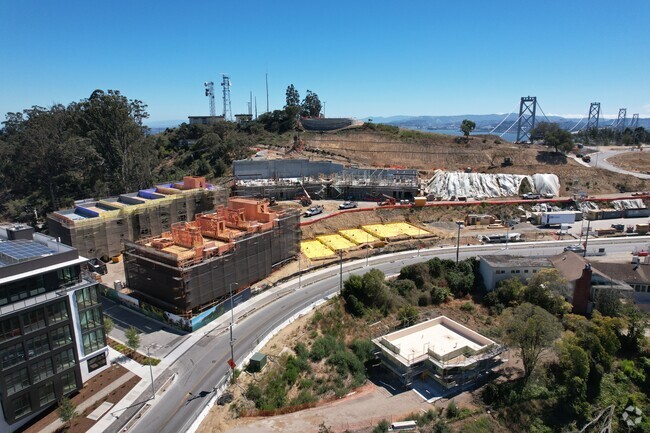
[540,211,576,227]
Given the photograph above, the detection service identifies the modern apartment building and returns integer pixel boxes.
[0,224,108,431]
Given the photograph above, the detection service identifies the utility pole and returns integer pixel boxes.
[455,221,463,263]
[583,219,591,258]
[265,73,269,113]
[339,250,344,290]
[229,282,239,376]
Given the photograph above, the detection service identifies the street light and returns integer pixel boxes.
[338,250,344,290]
[146,345,155,399]
[229,282,239,376]
[455,221,464,264]
[583,218,591,258]
[365,231,370,267]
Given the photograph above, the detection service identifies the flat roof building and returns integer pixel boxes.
[373,316,504,389]
[479,255,552,291]
[47,176,227,260]
[0,225,108,431]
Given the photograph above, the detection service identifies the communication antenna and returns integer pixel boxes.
[265,72,269,113]
[255,96,258,119]
[204,81,216,116]
[248,91,253,116]
[221,74,232,121]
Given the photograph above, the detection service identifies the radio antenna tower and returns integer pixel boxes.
[586,102,600,130]
[204,81,216,116]
[221,74,232,121]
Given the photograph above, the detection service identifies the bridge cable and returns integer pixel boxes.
[536,103,552,123]
[499,112,526,137]
[489,104,520,134]
[568,116,584,132]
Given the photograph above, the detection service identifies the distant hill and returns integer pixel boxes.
[363,114,650,133]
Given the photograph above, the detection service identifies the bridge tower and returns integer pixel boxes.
[616,108,627,131]
[221,74,232,121]
[204,81,216,117]
[586,102,600,130]
[515,96,537,143]
[630,113,639,129]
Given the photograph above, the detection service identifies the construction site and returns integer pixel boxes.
[233,159,420,201]
[122,197,300,319]
[47,176,227,261]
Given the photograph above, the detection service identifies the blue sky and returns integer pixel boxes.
[1,0,649,123]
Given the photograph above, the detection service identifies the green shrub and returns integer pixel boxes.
[460,301,476,312]
[446,400,459,419]
[291,389,316,406]
[310,335,340,361]
[372,419,390,433]
[459,416,495,433]
[430,286,450,304]
[350,339,375,363]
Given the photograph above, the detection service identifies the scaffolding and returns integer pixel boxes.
[47,177,228,260]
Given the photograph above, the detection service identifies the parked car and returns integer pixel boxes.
[338,201,358,210]
[521,193,541,200]
[543,193,555,199]
[582,155,591,163]
[303,205,324,217]
[564,245,585,253]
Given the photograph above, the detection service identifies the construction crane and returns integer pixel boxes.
[204,81,216,116]
[297,181,312,206]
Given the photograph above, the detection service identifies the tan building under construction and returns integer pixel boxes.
[47,176,227,260]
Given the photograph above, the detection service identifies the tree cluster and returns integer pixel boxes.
[530,122,574,153]
[284,85,322,118]
[575,126,647,146]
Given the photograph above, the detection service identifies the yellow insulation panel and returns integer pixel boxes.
[362,224,404,239]
[339,229,380,245]
[301,240,336,259]
[316,234,356,251]
[387,222,429,236]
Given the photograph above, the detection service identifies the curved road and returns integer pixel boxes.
[587,149,650,179]
[122,237,650,433]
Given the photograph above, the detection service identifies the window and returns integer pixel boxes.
[87,352,107,373]
[12,393,32,419]
[510,270,516,274]
[1,342,25,369]
[533,269,538,273]
[47,301,69,324]
[0,316,21,342]
[31,358,54,383]
[23,309,46,334]
[82,328,106,355]
[57,266,79,286]
[26,333,50,358]
[38,381,56,406]
[79,307,102,331]
[524,269,529,273]
[6,367,30,395]
[54,348,76,372]
[61,370,78,393]
[51,325,72,348]
[76,285,100,310]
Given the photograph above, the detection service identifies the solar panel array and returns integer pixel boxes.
[0,239,55,266]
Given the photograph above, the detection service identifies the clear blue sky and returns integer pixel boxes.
[1,0,649,123]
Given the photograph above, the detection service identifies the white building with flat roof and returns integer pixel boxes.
[373,316,504,388]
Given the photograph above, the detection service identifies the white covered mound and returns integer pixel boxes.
[424,170,560,200]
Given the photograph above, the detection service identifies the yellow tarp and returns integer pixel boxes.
[316,234,356,251]
[362,224,405,239]
[387,222,429,237]
[301,240,336,259]
[339,229,380,245]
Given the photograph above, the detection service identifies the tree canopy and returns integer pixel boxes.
[530,122,574,153]
[460,119,476,137]
[301,90,322,117]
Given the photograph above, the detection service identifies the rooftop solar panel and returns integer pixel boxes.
[0,239,55,265]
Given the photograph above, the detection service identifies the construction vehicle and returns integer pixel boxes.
[501,157,513,167]
[377,194,397,206]
[297,181,312,206]
[582,155,592,163]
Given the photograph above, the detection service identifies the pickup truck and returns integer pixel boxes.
[521,193,541,200]
[338,201,358,210]
[303,205,324,217]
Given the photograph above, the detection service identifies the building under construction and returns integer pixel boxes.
[123,197,300,317]
[233,159,420,201]
[47,176,227,260]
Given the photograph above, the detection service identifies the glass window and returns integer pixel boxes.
[0,316,21,342]
[87,352,107,373]
[12,393,32,419]
[82,328,106,355]
[38,381,56,406]
[76,285,100,309]
[51,325,72,348]
[57,266,79,286]
[80,307,102,331]
[23,309,46,334]
[6,367,30,395]
[1,342,25,369]
[26,333,50,359]
[47,301,69,324]
[61,370,78,393]
[31,358,54,383]
[54,348,76,372]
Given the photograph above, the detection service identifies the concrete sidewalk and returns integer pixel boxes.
[40,370,137,433]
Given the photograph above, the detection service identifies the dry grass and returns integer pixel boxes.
[607,151,650,174]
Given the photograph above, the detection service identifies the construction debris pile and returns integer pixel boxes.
[424,170,560,200]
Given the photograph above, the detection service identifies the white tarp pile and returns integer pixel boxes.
[424,170,560,200]
[580,198,647,212]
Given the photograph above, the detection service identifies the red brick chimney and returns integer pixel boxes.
[572,264,592,316]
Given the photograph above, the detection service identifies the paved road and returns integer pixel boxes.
[587,149,650,179]
[124,237,650,433]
